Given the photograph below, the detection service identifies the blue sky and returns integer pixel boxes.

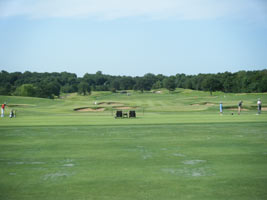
[0,0,267,77]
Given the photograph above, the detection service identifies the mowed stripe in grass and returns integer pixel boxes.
[0,123,267,200]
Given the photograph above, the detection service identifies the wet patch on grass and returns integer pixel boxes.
[173,153,186,157]
[8,161,45,165]
[143,154,153,160]
[63,163,74,167]
[43,172,74,181]
[182,160,206,165]
[161,167,211,177]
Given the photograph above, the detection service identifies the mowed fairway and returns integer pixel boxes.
[0,89,267,200]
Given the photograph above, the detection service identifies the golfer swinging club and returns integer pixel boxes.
[238,100,242,115]
[1,102,7,117]
[219,102,223,115]
[257,98,262,114]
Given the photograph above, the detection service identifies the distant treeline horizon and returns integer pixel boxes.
[0,69,266,98]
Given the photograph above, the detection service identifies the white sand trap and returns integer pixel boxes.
[155,91,162,94]
[182,160,206,165]
[261,107,267,111]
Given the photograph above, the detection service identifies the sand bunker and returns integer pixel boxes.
[153,91,162,94]
[262,107,267,111]
[74,107,105,112]
[114,107,137,110]
[98,102,124,106]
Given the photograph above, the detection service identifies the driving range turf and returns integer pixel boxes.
[1,89,267,200]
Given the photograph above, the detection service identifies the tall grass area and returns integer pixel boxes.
[0,89,267,200]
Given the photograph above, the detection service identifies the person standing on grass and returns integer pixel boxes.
[257,98,262,114]
[219,102,223,115]
[1,103,7,117]
[9,109,14,118]
[238,100,243,115]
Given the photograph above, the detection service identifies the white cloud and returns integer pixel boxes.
[0,0,266,21]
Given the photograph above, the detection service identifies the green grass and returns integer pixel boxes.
[0,89,267,200]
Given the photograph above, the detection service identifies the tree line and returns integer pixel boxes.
[0,70,266,98]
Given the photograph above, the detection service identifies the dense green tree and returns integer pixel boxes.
[13,84,37,97]
[202,76,221,95]
[110,79,120,92]
[152,80,162,89]
[0,69,266,98]
[119,76,135,90]
[163,77,176,92]
[0,83,12,95]
[78,82,91,95]
[259,73,267,92]
[134,78,145,92]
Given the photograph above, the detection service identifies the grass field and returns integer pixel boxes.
[1,89,267,200]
